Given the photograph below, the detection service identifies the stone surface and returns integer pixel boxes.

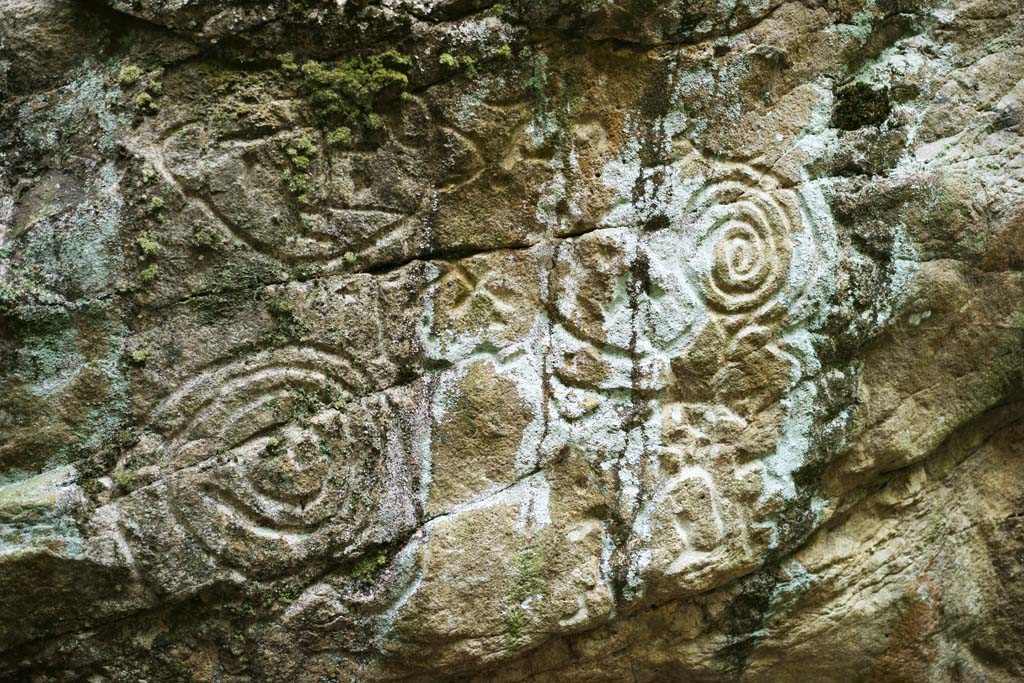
[0,0,1022,681]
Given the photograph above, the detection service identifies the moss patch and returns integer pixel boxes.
[133,92,158,115]
[136,233,161,259]
[281,135,319,203]
[139,263,160,285]
[117,64,142,87]
[284,49,410,143]
[350,549,389,584]
[198,65,289,135]
[440,52,479,77]
[264,294,308,345]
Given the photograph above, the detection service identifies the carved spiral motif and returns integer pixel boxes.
[141,346,375,578]
[687,166,796,313]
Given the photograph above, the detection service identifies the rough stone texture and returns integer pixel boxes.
[1,0,1022,681]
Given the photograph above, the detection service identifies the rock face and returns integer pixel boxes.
[1,1,1022,681]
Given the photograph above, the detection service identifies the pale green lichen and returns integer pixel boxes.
[1,79,130,473]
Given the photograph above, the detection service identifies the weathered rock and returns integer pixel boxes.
[1,0,1022,681]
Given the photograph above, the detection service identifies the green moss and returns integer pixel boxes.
[265,294,308,345]
[133,92,158,115]
[139,263,160,285]
[188,223,224,252]
[513,548,545,597]
[111,465,135,490]
[188,50,406,145]
[295,50,410,140]
[146,196,165,220]
[117,64,142,87]
[286,136,317,169]
[278,52,299,73]
[136,233,161,259]
[495,44,513,61]
[326,126,352,146]
[199,64,286,135]
[267,296,294,319]
[282,0,332,21]
[506,606,527,640]
[127,74,163,115]
[281,135,320,203]
[440,52,479,76]
[350,549,388,584]
[263,436,284,457]
[832,82,891,130]
[129,350,148,365]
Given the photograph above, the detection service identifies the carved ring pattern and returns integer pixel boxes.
[686,165,796,313]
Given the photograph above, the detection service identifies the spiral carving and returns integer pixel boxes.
[687,166,796,313]
[135,346,383,578]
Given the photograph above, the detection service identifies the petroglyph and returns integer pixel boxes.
[109,345,423,580]
[683,165,796,314]
[5,6,1021,680]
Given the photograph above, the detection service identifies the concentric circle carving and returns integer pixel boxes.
[140,346,380,578]
[686,166,797,313]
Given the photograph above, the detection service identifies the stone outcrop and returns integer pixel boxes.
[1,1,1022,681]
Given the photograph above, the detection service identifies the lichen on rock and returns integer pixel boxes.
[1,0,1023,681]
